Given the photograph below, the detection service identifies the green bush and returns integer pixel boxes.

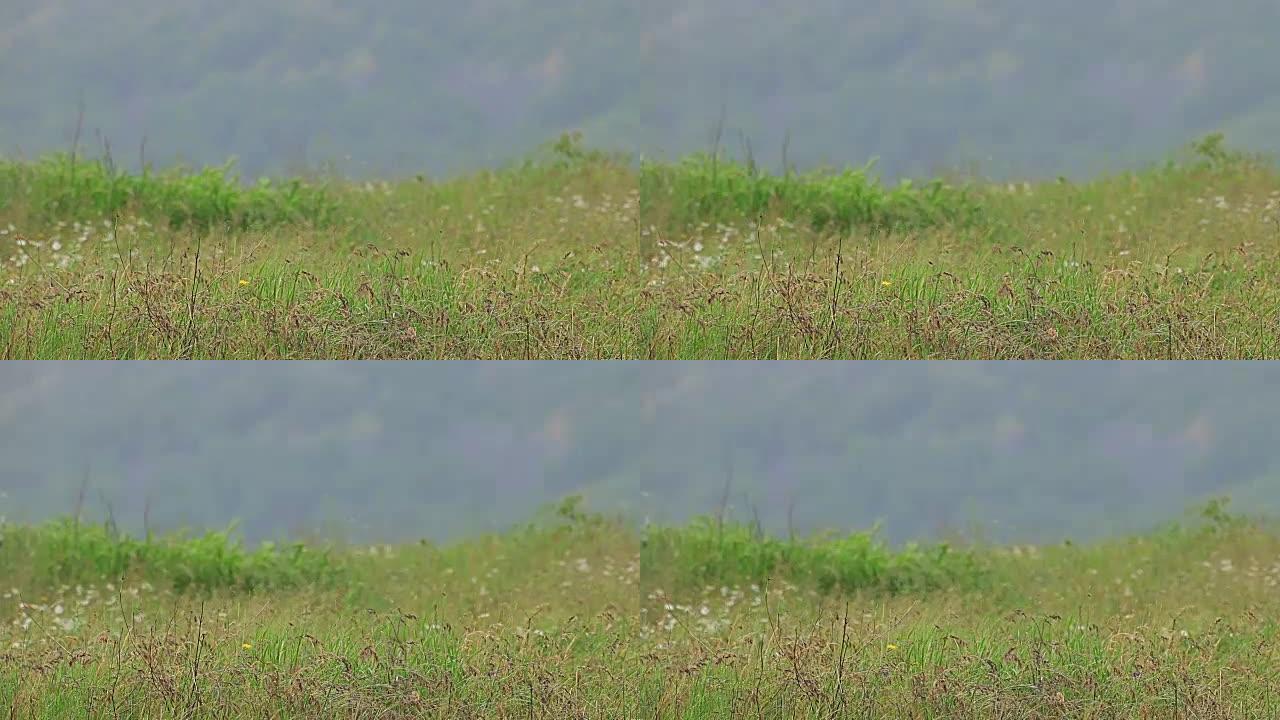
[0,518,345,594]
[0,153,341,231]
[641,516,987,595]
[640,153,983,234]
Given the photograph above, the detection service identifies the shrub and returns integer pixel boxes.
[0,518,345,594]
[0,153,341,231]
[641,516,987,596]
[640,153,983,234]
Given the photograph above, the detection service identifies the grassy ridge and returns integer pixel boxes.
[3,500,1279,717]
[1,135,1278,358]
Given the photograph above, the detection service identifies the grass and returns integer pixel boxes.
[1,133,1277,358]
[0,154,340,232]
[0,518,346,595]
[641,515,988,596]
[639,152,983,234]
[4,498,1280,717]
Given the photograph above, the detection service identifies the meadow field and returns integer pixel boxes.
[1,134,1277,359]
[3,498,1280,718]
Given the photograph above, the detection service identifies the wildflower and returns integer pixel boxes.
[242,642,253,650]
[885,643,898,651]
[881,280,892,287]
[238,279,250,286]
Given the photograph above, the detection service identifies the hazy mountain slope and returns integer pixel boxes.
[637,0,1280,177]
[0,0,646,177]
[2,364,1278,543]
[2,1,1278,179]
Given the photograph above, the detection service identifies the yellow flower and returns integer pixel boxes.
[885,643,898,651]
[238,279,250,286]
[881,280,892,287]
[241,642,253,650]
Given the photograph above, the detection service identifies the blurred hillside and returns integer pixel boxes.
[1,1,1278,178]
[2,363,1278,543]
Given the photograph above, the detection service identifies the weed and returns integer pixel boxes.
[641,516,987,596]
[0,154,341,231]
[0,518,345,594]
[640,152,982,234]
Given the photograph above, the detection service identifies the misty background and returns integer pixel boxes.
[2,362,1279,545]
[2,1,1279,181]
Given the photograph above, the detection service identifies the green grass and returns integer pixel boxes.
[0,519,345,595]
[639,152,983,234]
[0,154,340,231]
[1,133,1278,358]
[641,516,988,596]
[4,499,1280,717]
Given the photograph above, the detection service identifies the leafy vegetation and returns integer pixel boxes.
[0,518,345,594]
[642,517,988,595]
[640,153,982,234]
[4,500,1280,717]
[0,154,341,231]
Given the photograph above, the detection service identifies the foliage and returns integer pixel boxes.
[642,516,988,595]
[0,153,341,230]
[641,153,983,234]
[0,517,345,594]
